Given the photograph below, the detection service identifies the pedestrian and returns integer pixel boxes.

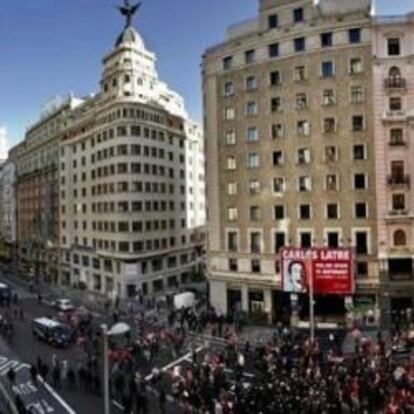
[14,395,27,414]
[13,293,18,305]
[7,367,15,385]
[52,364,60,389]
[159,388,167,414]
[30,365,38,386]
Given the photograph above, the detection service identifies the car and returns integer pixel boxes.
[53,299,75,312]
[31,317,73,348]
[0,283,12,300]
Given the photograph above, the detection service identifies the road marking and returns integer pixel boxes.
[37,376,77,414]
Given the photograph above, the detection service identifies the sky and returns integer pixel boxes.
[0,0,412,154]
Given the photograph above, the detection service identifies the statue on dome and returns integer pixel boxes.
[118,0,142,28]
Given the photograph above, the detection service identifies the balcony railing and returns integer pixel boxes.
[384,77,406,89]
[388,209,409,216]
[389,139,406,146]
[388,175,410,186]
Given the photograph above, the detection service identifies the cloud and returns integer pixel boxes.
[0,126,10,160]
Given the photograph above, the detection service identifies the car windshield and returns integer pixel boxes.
[54,326,70,337]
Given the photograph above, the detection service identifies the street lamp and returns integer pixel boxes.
[102,322,131,414]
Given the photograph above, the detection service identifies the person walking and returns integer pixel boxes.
[30,365,38,386]
[7,367,16,385]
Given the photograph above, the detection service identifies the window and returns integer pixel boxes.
[224,81,234,96]
[293,7,304,23]
[251,259,261,273]
[325,146,337,162]
[298,176,311,192]
[326,232,340,248]
[247,153,260,168]
[390,160,405,183]
[352,115,364,132]
[246,76,257,91]
[389,97,402,111]
[354,173,367,189]
[350,57,363,74]
[321,32,333,47]
[274,232,286,253]
[273,150,283,166]
[274,205,285,219]
[349,28,361,44]
[273,177,285,193]
[392,193,405,211]
[357,262,368,277]
[322,61,334,78]
[227,232,238,252]
[271,97,281,112]
[249,180,261,195]
[297,120,310,136]
[245,49,256,64]
[355,202,367,219]
[326,174,338,191]
[296,93,307,109]
[326,203,339,219]
[268,43,279,58]
[322,89,336,106]
[353,144,366,160]
[224,107,235,120]
[323,118,336,134]
[271,123,283,139]
[300,232,312,248]
[227,156,236,170]
[227,182,238,195]
[225,131,236,145]
[250,232,261,253]
[294,37,306,52]
[246,101,258,116]
[394,229,406,246]
[355,231,368,254]
[268,14,278,29]
[351,86,364,103]
[297,148,310,164]
[299,204,311,220]
[294,65,306,81]
[250,206,260,221]
[246,127,258,142]
[270,70,281,86]
[228,207,238,221]
[229,258,238,272]
[388,38,401,56]
[390,128,404,145]
[223,56,233,70]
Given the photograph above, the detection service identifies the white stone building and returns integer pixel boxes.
[58,15,206,298]
[0,161,17,245]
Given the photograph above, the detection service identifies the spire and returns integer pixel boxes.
[117,0,142,29]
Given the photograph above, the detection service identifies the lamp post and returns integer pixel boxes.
[102,322,131,414]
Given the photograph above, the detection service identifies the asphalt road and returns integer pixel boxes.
[0,267,190,413]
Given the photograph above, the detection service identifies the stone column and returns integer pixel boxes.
[241,284,249,313]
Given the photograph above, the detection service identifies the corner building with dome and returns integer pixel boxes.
[11,7,206,299]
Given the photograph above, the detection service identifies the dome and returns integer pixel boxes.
[115,26,145,49]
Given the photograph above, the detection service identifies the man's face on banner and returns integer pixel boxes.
[288,261,307,293]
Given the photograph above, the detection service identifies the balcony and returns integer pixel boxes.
[384,77,406,90]
[387,175,410,187]
[388,209,409,217]
[389,139,406,147]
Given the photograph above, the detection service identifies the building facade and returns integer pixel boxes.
[372,13,414,326]
[9,97,83,283]
[203,0,380,323]
[56,17,206,298]
[0,161,17,246]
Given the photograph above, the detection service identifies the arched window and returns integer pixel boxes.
[389,66,401,79]
[394,229,406,246]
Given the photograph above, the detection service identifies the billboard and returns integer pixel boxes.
[281,247,354,295]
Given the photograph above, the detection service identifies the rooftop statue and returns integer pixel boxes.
[118,0,142,28]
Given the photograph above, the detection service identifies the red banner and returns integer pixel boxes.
[281,247,354,295]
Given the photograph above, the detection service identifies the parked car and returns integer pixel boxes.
[0,283,12,300]
[31,317,73,348]
[53,298,75,312]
